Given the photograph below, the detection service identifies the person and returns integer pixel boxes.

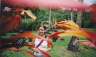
[33,26,53,57]
[67,36,79,52]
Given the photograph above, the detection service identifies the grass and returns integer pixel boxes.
[0,32,96,57]
[50,36,96,57]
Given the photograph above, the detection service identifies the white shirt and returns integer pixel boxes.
[35,38,48,51]
[34,38,48,56]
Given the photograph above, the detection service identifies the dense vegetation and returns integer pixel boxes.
[0,9,96,57]
[21,9,94,31]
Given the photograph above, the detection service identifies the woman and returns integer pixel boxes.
[33,26,52,57]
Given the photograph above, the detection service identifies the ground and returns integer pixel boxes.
[51,36,96,57]
[0,33,96,57]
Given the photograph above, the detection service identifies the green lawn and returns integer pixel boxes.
[0,33,96,57]
[51,36,96,57]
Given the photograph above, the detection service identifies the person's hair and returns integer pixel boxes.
[43,25,47,30]
[37,26,47,30]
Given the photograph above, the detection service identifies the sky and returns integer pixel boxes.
[84,0,96,5]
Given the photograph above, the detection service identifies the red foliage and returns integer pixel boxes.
[48,32,62,39]
[80,41,96,48]
[0,15,21,34]
[10,31,36,40]
[90,4,96,24]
